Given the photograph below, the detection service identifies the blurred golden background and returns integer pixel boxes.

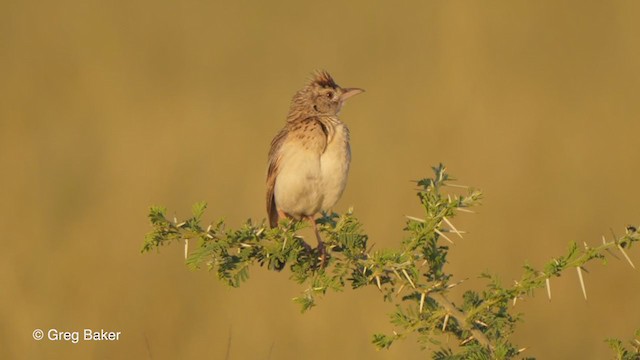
[2,1,639,359]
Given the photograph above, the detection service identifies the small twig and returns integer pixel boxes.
[266,342,275,360]
[144,333,153,360]
[225,327,232,360]
[429,292,492,350]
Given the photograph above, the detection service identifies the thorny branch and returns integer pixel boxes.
[142,165,639,359]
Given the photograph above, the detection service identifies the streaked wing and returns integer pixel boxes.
[266,126,289,228]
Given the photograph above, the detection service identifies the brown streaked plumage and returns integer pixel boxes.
[266,70,364,262]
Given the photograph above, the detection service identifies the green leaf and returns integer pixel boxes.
[192,201,207,220]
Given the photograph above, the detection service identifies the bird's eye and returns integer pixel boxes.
[326,91,333,98]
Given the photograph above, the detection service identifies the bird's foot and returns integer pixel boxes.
[318,242,329,268]
[298,238,313,253]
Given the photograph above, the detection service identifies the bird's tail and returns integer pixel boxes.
[267,193,279,228]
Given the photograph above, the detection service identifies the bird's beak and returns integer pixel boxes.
[340,88,365,101]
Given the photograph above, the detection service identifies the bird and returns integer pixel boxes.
[266,70,364,264]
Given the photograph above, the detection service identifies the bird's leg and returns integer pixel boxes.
[278,209,312,251]
[277,209,288,222]
[298,236,313,253]
[308,215,327,268]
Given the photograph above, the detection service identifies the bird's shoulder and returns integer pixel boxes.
[267,117,329,177]
[286,116,329,152]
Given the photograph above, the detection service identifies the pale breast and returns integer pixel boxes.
[273,126,325,218]
[319,122,351,210]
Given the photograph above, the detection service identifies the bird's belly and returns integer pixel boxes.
[320,131,351,210]
[274,146,322,218]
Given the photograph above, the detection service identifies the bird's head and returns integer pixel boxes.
[287,70,364,121]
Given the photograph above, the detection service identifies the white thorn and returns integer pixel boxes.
[443,217,464,239]
[434,229,454,244]
[419,292,426,313]
[402,269,416,288]
[460,336,474,346]
[456,208,475,214]
[446,183,469,189]
[545,278,551,301]
[446,278,467,289]
[440,229,467,234]
[442,314,450,331]
[405,215,425,223]
[184,239,189,259]
[617,244,636,269]
[392,268,402,280]
[475,320,488,327]
[577,267,587,300]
